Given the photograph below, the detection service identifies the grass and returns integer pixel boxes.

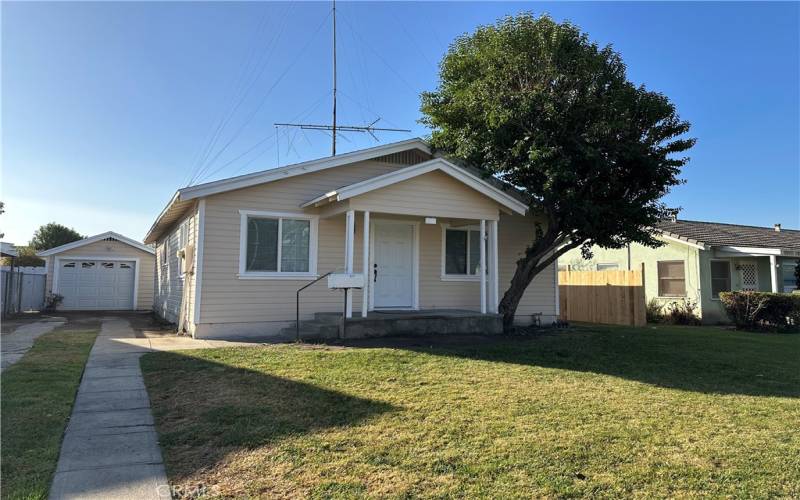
[141,324,800,498]
[1,321,99,500]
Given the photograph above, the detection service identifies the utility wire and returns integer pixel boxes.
[188,4,296,185]
[191,9,333,184]
[184,6,288,186]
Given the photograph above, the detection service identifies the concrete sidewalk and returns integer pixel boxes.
[1,317,65,371]
[49,318,170,500]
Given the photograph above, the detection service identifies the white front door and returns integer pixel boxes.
[372,222,415,309]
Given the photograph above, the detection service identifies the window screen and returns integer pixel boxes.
[245,216,310,273]
[710,261,731,298]
[280,219,310,272]
[782,263,798,292]
[445,229,468,274]
[246,218,279,272]
[657,261,685,297]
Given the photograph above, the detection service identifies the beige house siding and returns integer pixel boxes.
[195,160,554,336]
[44,240,155,311]
[154,207,199,329]
[348,170,501,221]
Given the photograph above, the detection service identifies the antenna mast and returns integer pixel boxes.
[275,0,410,158]
[332,0,337,155]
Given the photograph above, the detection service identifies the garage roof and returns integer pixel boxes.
[36,231,154,257]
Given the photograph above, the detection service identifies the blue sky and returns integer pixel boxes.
[2,1,798,244]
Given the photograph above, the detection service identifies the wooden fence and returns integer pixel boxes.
[558,266,646,326]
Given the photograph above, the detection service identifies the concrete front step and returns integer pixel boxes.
[278,320,340,340]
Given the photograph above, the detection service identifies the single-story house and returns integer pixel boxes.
[37,231,155,311]
[144,138,557,339]
[559,219,800,323]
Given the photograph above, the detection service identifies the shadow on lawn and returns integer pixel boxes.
[140,351,398,482]
[332,326,800,399]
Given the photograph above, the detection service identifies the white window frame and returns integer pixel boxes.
[596,263,619,271]
[657,259,687,298]
[238,209,318,279]
[709,259,732,300]
[440,224,482,282]
[159,242,167,268]
[177,219,190,280]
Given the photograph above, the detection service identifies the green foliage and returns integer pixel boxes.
[719,291,800,331]
[420,13,695,327]
[421,13,693,251]
[1,325,98,499]
[646,298,664,323]
[1,245,45,267]
[662,300,701,326]
[795,259,800,289]
[28,222,83,251]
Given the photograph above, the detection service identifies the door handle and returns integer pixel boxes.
[373,263,378,283]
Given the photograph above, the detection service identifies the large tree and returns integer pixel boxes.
[29,222,84,251]
[421,13,695,330]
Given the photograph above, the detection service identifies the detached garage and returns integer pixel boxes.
[38,231,155,311]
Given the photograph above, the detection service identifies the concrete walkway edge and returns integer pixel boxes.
[49,318,170,500]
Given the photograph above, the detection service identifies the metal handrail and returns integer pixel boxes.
[296,271,333,341]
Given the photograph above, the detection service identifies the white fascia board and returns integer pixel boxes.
[143,191,181,244]
[37,231,154,257]
[717,246,782,256]
[657,232,707,250]
[179,138,432,202]
[302,158,528,215]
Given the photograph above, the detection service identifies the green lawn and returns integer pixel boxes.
[1,321,99,500]
[141,325,800,498]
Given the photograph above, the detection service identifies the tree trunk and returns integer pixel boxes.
[498,236,578,331]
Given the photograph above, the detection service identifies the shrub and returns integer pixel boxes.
[43,293,63,312]
[663,300,701,326]
[719,291,800,331]
[646,298,664,323]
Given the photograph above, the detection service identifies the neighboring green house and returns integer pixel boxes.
[559,220,800,323]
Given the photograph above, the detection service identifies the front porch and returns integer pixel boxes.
[281,309,503,340]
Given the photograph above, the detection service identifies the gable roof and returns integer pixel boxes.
[37,231,155,257]
[656,219,800,251]
[144,139,433,244]
[300,158,529,215]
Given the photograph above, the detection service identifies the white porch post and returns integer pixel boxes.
[362,211,370,318]
[770,255,779,293]
[489,219,499,313]
[345,210,355,318]
[480,219,487,314]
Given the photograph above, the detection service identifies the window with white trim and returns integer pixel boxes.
[657,260,686,297]
[442,226,483,278]
[239,211,317,277]
[710,260,731,299]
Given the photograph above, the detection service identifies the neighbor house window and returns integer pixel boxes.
[239,210,317,277]
[657,260,685,297]
[710,260,731,299]
[596,263,618,271]
[442,226,482,278]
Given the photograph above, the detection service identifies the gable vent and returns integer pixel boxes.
[374,149,431,166]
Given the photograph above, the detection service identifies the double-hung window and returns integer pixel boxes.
[239,210,317,278]
[710,260,731,299]
[657,260,686,297]
[442,225,483,279]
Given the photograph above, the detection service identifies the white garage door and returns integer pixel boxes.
[58,260,135,310]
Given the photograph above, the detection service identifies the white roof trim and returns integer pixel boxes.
[37,231,154,257]
[657,232,707,250]
[179,138,431,202]
[717,246,783,256]
[301,158,529,215]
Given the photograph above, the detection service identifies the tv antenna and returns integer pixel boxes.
[275,0,411,157]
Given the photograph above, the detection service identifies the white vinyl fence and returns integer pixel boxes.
[1,267,47,315]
